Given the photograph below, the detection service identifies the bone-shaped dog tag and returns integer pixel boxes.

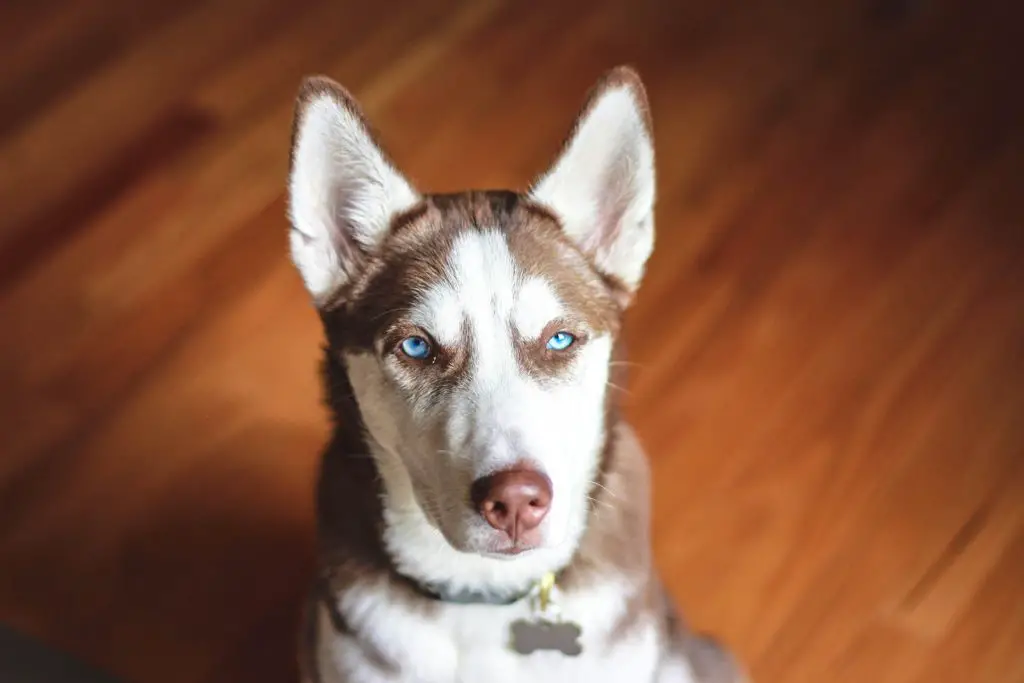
[510,618,583,657]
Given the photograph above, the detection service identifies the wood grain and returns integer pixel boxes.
[1,1,1022,682]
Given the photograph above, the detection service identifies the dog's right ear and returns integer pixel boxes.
[529,67,655,301]
[287,76,419,304]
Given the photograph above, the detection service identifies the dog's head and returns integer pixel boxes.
[287,68,655,568]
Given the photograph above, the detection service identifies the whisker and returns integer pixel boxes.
[606,381,630,394]
[589,479,619,499]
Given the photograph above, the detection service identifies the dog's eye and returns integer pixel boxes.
[546,331,576,351]
[399,336,432,360]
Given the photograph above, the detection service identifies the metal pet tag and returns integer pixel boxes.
[510,618,583,656]
[508,572,583,657]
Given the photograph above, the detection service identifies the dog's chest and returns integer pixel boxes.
[320,581,670,683]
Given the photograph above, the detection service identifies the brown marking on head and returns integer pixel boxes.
[504,198,623,382]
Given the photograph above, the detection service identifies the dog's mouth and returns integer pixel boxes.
[429,507,551,558]
[420,499,548,557]
[495,546,530,556]
[484,541,540,558]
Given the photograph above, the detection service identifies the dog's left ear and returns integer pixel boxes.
[530,66,655,299]
[287,76,419,305]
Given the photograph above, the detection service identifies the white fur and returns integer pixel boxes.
[658,654,702,683]
[289,93,419,301]
[409,286,464,346]
[314,577,695,683]
[514,276,565,339]
[530,84,656,291]
[344,229,611,595]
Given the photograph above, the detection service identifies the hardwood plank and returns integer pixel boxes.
[0,0,202,136]
[910,531,1024,683]
[0,106,217,292]
[0,0,304,243]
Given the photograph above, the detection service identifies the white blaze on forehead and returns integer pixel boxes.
[514,276,564,339]
[409,286,463,346]
[409,229,522,348]
[407,231,516,345]
[450,229,518,328]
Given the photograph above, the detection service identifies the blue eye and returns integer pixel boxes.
[546,331,576,351]
[400,336,431,359]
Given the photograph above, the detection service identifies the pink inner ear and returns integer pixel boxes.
[328,214,365,276]
[585,204,624,260]
[582,157,633,257]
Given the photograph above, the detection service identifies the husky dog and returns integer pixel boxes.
[286,65,748,683]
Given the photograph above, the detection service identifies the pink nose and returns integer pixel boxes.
[470,467,552,542]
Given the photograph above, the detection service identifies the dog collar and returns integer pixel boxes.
[417,580,533,606]
[410,572,587,656]
[416,571,557,607]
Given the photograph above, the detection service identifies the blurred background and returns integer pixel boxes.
[1,0,1022,682]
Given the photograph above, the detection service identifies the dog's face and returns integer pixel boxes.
[287,68,655,561]
[333,196,622,558]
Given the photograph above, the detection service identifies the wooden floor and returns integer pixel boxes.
[1,1,1022,681]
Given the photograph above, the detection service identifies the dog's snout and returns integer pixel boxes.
[470,467,552,542]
